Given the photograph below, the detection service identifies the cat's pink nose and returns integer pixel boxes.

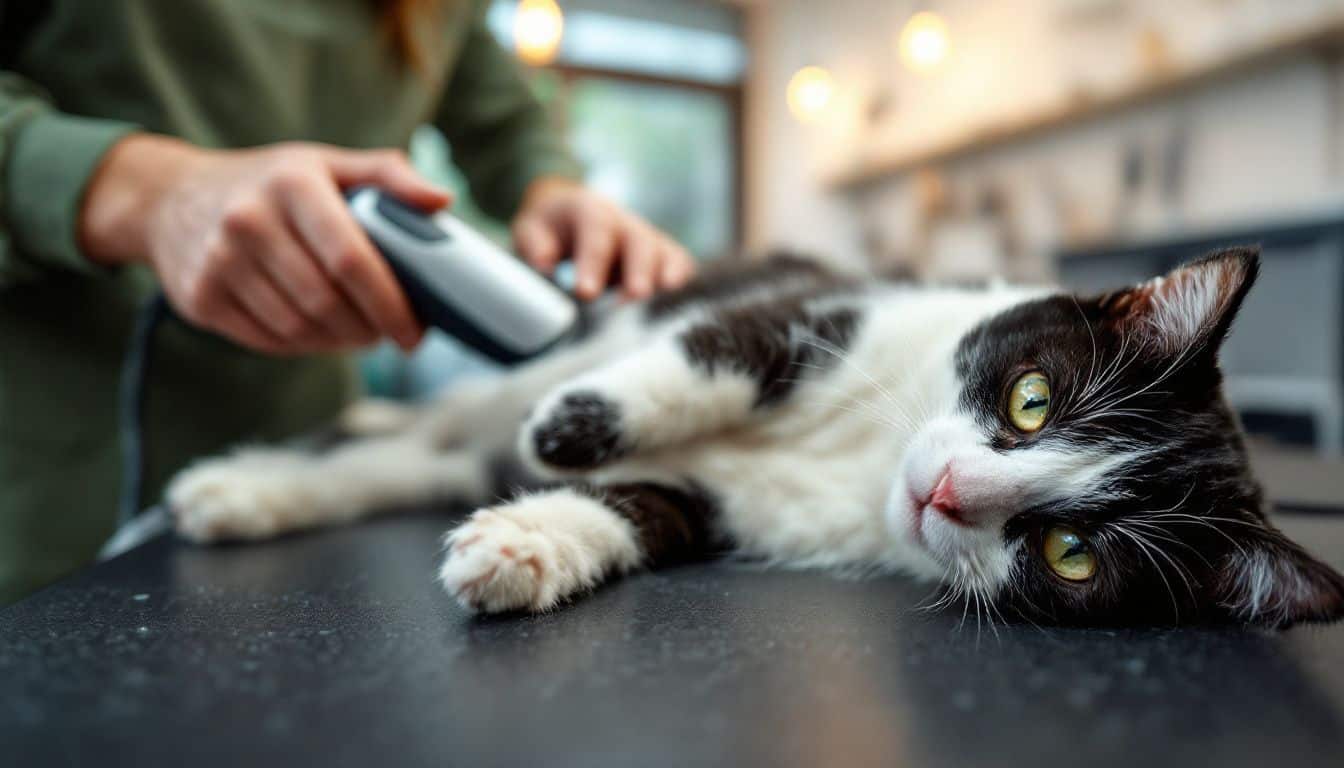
[929,468,971,527]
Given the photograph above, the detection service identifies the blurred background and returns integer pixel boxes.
[381,0,1344,509]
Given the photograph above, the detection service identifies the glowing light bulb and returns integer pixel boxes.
[899,11,950,73]
[786,66,834,124]
[514,0,563,66]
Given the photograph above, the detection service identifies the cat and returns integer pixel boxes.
[166,246,1344,628]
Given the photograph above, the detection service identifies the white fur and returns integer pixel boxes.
[339,398,419,436]
[440,488,642,612]
[169,438,487,542]
[1142,258,1236,350]
[519,331,759,476]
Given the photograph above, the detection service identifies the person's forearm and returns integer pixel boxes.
[78,133,206,267]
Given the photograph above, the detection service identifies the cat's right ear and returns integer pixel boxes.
[1216,525,1344,628]
[1099,247,1259,357]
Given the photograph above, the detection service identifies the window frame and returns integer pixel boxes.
[544,62,745,257]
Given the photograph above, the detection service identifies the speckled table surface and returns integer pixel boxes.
[3,511,1344,768]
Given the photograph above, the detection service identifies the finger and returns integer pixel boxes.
[573,208,618,300]
[249,217,379,347]
[224,262,325,348]
[326,149,452,211]
[278,174,424,350]
[619,226,657,300]
[512,215,562,274]
[659,244,696,290]
[233,214,380,345]
[211,295,291,356]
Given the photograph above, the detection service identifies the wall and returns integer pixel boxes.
[744,0,1344,275]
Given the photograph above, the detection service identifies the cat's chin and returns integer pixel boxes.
[884,479,1016,587]
[882,482,946,577]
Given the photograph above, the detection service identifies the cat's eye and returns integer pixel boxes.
[1042,526,1097,582]
[1008,371,1051,433]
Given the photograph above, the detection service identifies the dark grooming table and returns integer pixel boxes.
[3,509,1344,767]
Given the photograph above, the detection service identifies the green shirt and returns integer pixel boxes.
[0,0,580,603]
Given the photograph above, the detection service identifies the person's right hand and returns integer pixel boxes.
[80,134,453,354]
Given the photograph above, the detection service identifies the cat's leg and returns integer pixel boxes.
[439,481,719,613]
[521,302,862,471]
[419,308,645,452]
[167,309,641,543]
[168,435,489,542]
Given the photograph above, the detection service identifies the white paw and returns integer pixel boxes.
[439,491,642,614]
[166,452,309,543]
[339,398,418,436]
[440,511,562,613]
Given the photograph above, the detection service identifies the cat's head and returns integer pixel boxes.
[886,247,1344,628]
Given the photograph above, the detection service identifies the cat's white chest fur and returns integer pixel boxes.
[590,285,1047,577]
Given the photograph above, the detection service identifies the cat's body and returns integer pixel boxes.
[167,249,1344,627]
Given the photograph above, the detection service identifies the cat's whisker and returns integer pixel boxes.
[784,383,912,433]
[1072,331,1136,410]
[794,332,906,411]
[1101,332,1212,415]
[1122,523,1199,596]
[917,583,960,612]
[1105,524,1191,618]
[1070,296,1100,409]
[782,370,925,432]
[1138,512,1255,558]
[1119,519,1213,567]
[774,373,908,433]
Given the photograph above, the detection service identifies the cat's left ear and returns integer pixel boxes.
[1216,524,1344,627]
[1101,247,1259,356]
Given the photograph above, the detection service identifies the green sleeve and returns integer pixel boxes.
[434,3,582,221]
[0,71,137,286]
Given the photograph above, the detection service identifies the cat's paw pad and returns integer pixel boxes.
[166,456,304,543]
[522,390,628,471]
[439,511,562,613]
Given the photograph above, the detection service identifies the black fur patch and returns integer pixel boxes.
[530,392,628,469]
[680,305,860,408]
[578,482,722,565]
[645,251,839,321]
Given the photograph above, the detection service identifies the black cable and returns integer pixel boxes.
[117,292,171,527]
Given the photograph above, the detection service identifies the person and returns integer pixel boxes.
[0,0,696,604]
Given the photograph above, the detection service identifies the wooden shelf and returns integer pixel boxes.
[826,18,1344,190]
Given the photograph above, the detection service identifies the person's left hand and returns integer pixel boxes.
[511,177,696,301]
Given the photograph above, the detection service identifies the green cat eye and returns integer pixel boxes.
[1008,371,1051,433]
[1043,526,1097,582]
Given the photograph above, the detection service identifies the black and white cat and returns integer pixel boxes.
[167,247,1344,627]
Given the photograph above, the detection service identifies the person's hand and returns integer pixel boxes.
[80,134,453,354]
[511,177,696,301]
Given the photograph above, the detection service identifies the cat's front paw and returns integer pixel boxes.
[439,513,557,613]
[520,389,628,473]
[439,491,641,613]
[166,453,307,543]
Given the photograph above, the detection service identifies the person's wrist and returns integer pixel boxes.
[79,133,205,266]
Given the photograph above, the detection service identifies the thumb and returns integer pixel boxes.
[326,148,453,211]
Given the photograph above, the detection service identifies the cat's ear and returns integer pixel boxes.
[1100,247,1259,356]
[1216,525,1344,627]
